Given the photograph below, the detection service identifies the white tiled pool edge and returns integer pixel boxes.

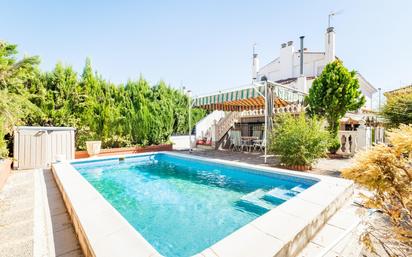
[52,151,353,257]
[52,162,161,257]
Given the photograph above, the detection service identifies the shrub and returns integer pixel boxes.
[0,119,8,158]
[382,91,412,127]
[328,136,341,154]
[269,113,329,167]
[342,124,412,254]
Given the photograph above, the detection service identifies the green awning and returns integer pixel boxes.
[193,81,306,109]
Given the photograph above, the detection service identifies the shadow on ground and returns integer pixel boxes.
[43,169,84,257]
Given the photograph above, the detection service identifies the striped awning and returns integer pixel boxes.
[193,81,306,111]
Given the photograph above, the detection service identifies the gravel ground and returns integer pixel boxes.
[0,170,34,257]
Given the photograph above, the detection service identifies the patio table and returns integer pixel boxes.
[240,136,258,152]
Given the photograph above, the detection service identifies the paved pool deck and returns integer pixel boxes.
[0,169,83,257]
[0,150,385,257]
[181,148,354,177]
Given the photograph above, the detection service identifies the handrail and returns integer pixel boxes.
[214,112,240,143]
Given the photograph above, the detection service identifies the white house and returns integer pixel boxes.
[253,27,377,110]
[193,27,382,154]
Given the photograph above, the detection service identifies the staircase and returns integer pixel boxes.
[236,186,307,214]
[211,112,240,148]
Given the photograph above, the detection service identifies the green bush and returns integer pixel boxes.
[0,120,8,158]
[269,113,329,167]
[328,136,341,154]
[382,91,412,127]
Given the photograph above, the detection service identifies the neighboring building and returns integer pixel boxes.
[253,27,377,110]
[384,85,412,97]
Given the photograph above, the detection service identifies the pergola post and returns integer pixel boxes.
[264,81,268,163]
[263,81,274,164]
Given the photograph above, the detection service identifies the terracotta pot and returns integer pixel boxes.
[0,159,12,191]
[281,164,312,171]
[86,141,102,157]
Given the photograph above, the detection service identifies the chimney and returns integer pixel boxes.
[279,40,294,79]
[252,53,259,81]
[299,36,304,76]
[297,36,307,92]
[325,27,336,62]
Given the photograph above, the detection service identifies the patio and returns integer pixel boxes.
[183,148,354,177]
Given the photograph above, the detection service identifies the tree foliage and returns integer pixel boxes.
[306,60,365,136]
[0,41,40,157]
[342,124,412,254]
[0,41,206,155]
[268,113,329,167]
[382,91,412,127]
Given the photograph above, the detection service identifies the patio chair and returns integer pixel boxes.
[240,136,252,152]
[228,130,234,150]
[253,133,266,152]
[229,130,242,151]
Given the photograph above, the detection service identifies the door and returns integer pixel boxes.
[14,130,49,169]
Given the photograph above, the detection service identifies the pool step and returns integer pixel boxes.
[263,188,297,203]
[237,186,308,214]
[291,185,306,193]
[238,189,277,212]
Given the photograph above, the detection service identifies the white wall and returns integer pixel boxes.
[170,135,196,150]
[195,110,225,140]
[260,52,326,82]
[259,28,335,81]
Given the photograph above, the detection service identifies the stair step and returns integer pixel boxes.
[291,185,306,193]
[238,189,276,213]
[263,188,298,203]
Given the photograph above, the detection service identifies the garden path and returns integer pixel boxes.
[0,169,83,257]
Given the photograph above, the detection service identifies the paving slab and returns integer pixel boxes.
[0,169,84,257]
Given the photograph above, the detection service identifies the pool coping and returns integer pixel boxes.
[52,151,354,257]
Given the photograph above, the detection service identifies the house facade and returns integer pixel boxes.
[193,27,382,154]
[253,27,377,110]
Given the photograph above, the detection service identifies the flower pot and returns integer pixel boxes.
[0,159,12,191]
[86,141,102,157]
[281,164,312,171]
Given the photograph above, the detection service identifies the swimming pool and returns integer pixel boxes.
[72,153,318,257]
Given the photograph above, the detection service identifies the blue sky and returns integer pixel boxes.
[2,0,411,100]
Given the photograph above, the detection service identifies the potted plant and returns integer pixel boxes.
[86,140,102,157]
[328,136,341,155]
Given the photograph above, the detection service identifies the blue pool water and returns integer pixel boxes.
[73,153,317,257]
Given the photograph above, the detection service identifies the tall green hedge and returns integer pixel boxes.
[0,42,206,155]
